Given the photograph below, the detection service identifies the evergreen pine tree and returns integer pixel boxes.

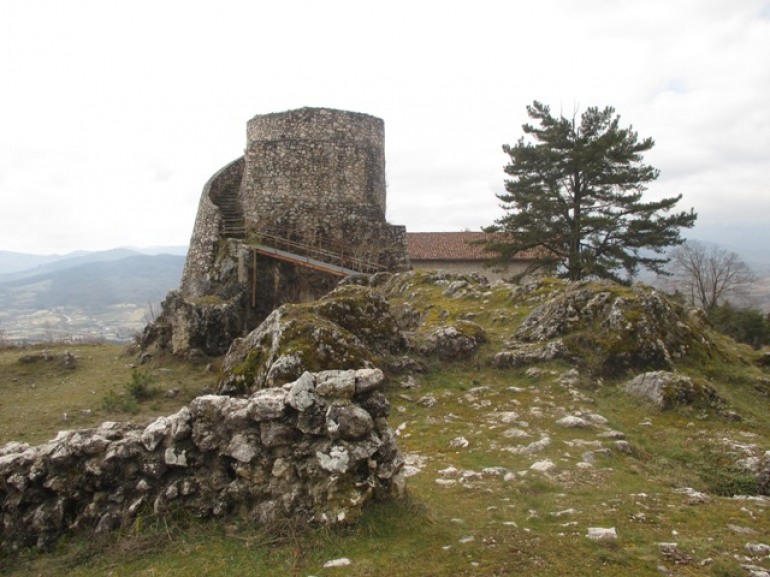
[486,101,697,282]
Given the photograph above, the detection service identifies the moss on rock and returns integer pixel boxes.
[625,370,727,412]
[509,280,723,377]
[218,284,406,395]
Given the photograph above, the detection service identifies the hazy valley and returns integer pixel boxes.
[0,248,185,343]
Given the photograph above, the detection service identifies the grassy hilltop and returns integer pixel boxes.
[2,272,770,577]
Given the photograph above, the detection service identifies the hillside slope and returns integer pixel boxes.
[2,272,770,576]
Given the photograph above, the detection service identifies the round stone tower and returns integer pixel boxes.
[150,107,408,357]
[240,107,388,244]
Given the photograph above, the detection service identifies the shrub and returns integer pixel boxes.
[101,369,158,413]
[125,369,159,401]
[708,303,770,350]
[101,389,139,414]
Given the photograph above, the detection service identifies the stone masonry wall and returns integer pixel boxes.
[0,369,403,550]
[241,108,401,255]
[144,108,408,358]
[181,157,245,299]
[243,107,386,217]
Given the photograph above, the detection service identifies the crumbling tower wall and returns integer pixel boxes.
[146,108,408,357]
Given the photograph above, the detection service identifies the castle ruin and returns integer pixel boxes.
[143,107,408,356]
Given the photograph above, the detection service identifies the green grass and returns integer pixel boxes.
[0,343,216,446]
[2,274,770,576]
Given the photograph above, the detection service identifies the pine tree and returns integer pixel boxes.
[486,101,697,282]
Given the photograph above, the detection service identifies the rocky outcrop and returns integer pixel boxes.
[493,340,568,369]
[0,369,403,551]
[140,290,247,357]
[219,284,405,395]
[501,280,721,376]
[18,350,77,370]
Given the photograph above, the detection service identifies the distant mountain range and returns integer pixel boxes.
[0,248,186,342]
[689,224,770,275]
[0,246,188,278]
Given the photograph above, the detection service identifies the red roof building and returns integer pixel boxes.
[406,231,555,282]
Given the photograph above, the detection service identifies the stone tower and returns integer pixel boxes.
[243,107,387,232]
[144,107,408,357]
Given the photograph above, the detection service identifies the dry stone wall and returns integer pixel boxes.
[0,369,404,551]
[181,157,245,299]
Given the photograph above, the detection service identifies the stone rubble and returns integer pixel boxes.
[0,369,404,550]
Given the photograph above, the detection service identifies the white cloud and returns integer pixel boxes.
[1,0,768,253]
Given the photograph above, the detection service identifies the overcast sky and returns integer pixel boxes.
[1,0,768,255]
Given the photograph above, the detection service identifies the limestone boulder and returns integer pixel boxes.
[421,321,487,361]
[624,371,726,411]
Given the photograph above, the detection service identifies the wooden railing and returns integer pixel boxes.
[250,225,388,274]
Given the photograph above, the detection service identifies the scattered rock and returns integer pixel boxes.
[614,440,633,454]
[530,459,557,473]
[60,351,77,370]
[18,350,54,364]
[728,524,758,535]
[558,368,581,387]
[556,416,592,429]
[450,437,470,449]
[417,394,438,408]
[550,508,579,517]
[586,527,618,541]
[515,436,551,455]
[745,542,770,556]
[658,542,693,565]
[742,565,770,577]
[324,557,352,568]
[402,453,427,477]
[674,487,710,504]
[502,428,530,439]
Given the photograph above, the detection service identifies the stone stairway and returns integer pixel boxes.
[214,186,245,238]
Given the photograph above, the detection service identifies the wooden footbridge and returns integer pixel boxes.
[248,225,388,277]
[239,226,389,308]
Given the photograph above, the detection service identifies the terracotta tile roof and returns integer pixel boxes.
[406,232,549,262]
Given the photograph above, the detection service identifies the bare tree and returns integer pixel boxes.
[667,240,756,309]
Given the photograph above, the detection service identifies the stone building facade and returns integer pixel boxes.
[144,108,408,357]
